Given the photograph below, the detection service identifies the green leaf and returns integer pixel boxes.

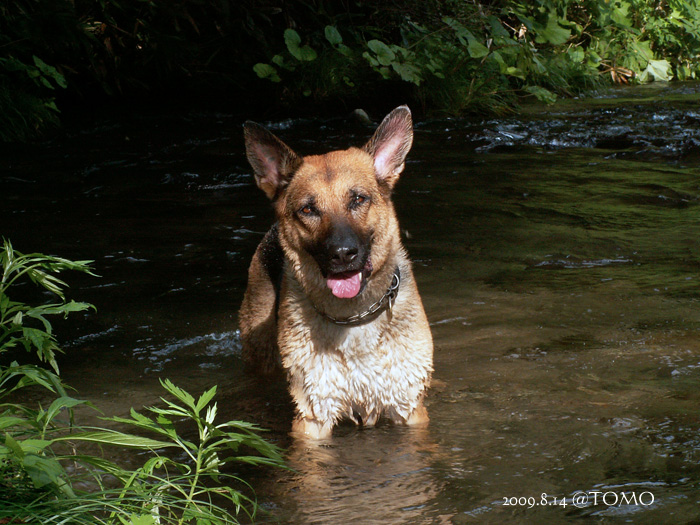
[640,59,672,82]
[442,16,469,45]
[42,300,93,315]
[568,47,585,63]
[12,438,52,455]
[362,51,379,67]
[488,15,512,40]
[22,327,52,352]
[536,15,571,46]
[283,28,301,49]
[392,62,422,85]
[337,44,353,57]
[271,54,296,71]
[253,63,281,82]
[125,515,159,525]
[23,454,68,490]
[160,378,196,408]
[55,430,175,449]
[443,17,490,59]
[2,363,67,395]
[505,66,526,80]
[4,432,24,458]
[631,39,654,66]
[324,25,342,46]
[40,76,55,90]
[378,66,392,79]
[367,40,396,66]
[44,396,88,426]
[524,85,557,104]
[0,416,30,430]
[466,33,489,59]
[610,1,632,27]
[284,28,317,62]
[297,46,317,62]
[195,385,217,413]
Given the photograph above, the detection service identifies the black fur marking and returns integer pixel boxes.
[259,223,285,306]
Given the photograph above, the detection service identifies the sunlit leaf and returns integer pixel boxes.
[536,15,571,46]
[126,515,159,525]
[610,1,632,27]
[55,430,175,449]
[44,396,89,426]
[195,385,217,413]
[568,47,585,63]
[640,59,672,82]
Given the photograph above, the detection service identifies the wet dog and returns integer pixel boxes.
[240,106,433,439]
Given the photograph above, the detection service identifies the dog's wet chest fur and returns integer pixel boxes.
[278,275,429,423]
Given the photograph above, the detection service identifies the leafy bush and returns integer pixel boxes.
[0,0,274,141]
[3,1,700,138]
[0,240,284,524]
[0,56,67,142]
[252,0,700,113]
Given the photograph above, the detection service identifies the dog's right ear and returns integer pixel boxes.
[244,121,302,200]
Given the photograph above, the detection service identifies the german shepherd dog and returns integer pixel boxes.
[240,106,433,439]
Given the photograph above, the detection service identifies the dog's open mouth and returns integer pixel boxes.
[326,260,373,299]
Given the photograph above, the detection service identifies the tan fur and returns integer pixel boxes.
[240,107,433,439]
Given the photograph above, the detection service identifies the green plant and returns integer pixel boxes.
[1,380,284,524]
[251,1,700,114]
[1,238,94,373]
[0,55,67,141]
[0,240,284,523]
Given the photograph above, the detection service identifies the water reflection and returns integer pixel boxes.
[273,427,442,524]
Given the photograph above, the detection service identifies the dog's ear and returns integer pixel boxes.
[244,121,302,200]
[363,105,413,189]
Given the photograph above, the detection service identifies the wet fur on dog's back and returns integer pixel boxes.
[240,107,433,439]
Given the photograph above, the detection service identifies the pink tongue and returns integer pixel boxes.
[326,271,362,299]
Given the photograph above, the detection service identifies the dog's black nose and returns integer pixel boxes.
[319,221,364,272]
[330,245,358,265]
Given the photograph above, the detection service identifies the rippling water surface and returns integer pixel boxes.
[3,83,700,523]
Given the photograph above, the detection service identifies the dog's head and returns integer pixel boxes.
[244,106,413,300]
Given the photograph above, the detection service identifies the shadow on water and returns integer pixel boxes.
[2,84,700,523]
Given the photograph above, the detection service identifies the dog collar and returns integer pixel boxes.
[318,267,401,326]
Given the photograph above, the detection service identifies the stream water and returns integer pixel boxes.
[2,82,700,523]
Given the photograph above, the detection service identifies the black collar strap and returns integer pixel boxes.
[317,267,401,326]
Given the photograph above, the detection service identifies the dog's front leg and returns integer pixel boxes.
[291,415,334,440]
[388,399,429,427]
[404,400,429,426]
[287,371,341,439]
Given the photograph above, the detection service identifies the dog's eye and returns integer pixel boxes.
[299,204,317,217]
[350,194,369,209]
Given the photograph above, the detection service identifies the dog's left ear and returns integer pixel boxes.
[364,105,413,189]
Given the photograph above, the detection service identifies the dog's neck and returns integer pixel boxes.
[312,267,401,326]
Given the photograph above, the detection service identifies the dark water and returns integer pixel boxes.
[2,83,700,523]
